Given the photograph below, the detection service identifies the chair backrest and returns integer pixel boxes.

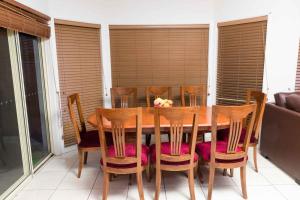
[146,86,172,107]
[246,90,267,140]
[154,107,199,166]
[211,104,256,163]
[96,107,143,168]
[111,87,138,108]
[67,93,86,144]
[181,85,207,107]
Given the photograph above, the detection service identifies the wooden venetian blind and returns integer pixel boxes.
[110,25,209,105]
[0,0,50,38]
[55,19,103,146]
[217,16,267,105]
[296,41,300,91]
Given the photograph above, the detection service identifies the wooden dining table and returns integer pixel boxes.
[87,106,229,132]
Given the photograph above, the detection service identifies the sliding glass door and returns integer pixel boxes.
[0,28,30,197]
[0,28,51,198]
[19,33,50,167]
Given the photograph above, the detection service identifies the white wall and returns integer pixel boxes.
[213,0,300,102]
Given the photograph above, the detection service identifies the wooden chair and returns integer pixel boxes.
[96,107,148,200]
[197,104,256,200]
[218,90,267,173]
[181,85,207,107]
[151,107,200,200]
[181,85,207,143]
[145,86,172,146]
[245,90,267,172]
[67,93,100,178]
[110,87,138,108]
[145,86,172,107]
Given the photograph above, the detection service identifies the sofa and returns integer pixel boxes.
[260,92,300,184]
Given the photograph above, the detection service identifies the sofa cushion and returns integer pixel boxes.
[285,94,300,113]
[274,92,300,107]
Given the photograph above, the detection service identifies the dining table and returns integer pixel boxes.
[87,106,230,133]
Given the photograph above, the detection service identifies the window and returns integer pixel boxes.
[216,16,267,105]
[296,41,300,91]
[55,19,103,147]
[110,25,209,105]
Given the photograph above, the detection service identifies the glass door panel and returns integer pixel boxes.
[0,28,25,195]
[19,33,50,167]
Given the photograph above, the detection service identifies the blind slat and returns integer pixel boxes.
[216,19,267,105]
[55,22,103,147]
[296,42,300,91]
[110,25,209,105]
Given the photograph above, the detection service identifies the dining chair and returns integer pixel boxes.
[196,104,256,200]
[145,86,172,146]
[110,87,138,108]
[151,107,200,200]
[180,85,207,107]
[96,107,149,200]
[67,93,100,178]
[218,90,267,173]
[111,87,138,144]
[145,86,172,107]
[180,85,207,143]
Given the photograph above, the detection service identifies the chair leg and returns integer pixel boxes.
[253,146,258,172]
[207,166,215,200]
[188,168,196,200]
[223,169,227,176]
[197,161,204,184]
[137,171,145,200]
[146,134,151,146]
[102,172,110,200]
[230,168,234,177]
[129,174,133,185]
[240,166,247,199]
[84,152,88,164]
[155,168,161,200]
[146,163,151,182]
[77,150,84,178]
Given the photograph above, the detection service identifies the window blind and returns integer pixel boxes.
[109,25,209,105]
[217,16,267,105]
[0,0,50,38]
[55,19,103,147]
[296,41,300,91]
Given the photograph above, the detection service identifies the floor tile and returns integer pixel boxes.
[14,190,54,200]
[50,189,90,200]
[275,185,300,200]
[57,169,98,190]
[201,185,244,200]
[89,188,128,200]
[232,167,271,186]
[260,168,296,185]
[23,171,67,190]
[39,157,75,173]
[246,186,286,200]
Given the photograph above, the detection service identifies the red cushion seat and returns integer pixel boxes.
[217,128,257,144]
[150,142,198,165]
[79,130,100,148]
[196,141,243,163]
[100,144,149,168]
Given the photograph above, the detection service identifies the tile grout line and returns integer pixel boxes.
[87,170,101,200]
[47,158,76,200]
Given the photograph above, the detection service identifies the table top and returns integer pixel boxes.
[87,107,229,131]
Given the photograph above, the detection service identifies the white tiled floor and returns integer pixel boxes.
[13,149,300,200]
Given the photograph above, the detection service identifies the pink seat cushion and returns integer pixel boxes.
[100,144,149,168]
[150,142,198,165]
[217,128,257,144]
[196,141,243,163]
